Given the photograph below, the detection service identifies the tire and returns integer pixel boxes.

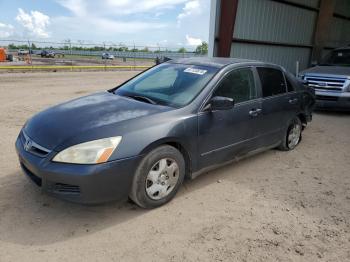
[278,117,302,151]
[129,145,185,208]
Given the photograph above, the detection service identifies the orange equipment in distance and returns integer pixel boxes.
[0,48,6,62]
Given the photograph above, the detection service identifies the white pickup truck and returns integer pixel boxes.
[299,47,350,111]
[18,49,29,55]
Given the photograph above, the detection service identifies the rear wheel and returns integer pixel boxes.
[129,145,185,208]
[279,117,302,151]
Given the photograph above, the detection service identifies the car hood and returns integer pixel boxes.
[301,66,350,77]
[24,92,172,150]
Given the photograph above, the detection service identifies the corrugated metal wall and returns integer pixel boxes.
[211,0,350,73]
[322,0,350,58]
[287,0,319,8]
[327,17,350,47]
[327,0,350,48]
[231,44,311,73]
[334,0,350,16]
[234,0,317,45]
[231,0,318,72]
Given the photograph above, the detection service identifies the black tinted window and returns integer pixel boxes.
[322,49,350,66]
[213,68,257,103]
[257,68,286,97]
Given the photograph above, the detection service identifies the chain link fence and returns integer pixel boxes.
[0,39,206,71]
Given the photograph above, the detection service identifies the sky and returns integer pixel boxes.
[0,0,210,50]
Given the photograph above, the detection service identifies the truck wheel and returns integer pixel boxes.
[129,145,185,209]
[278,117,302,151]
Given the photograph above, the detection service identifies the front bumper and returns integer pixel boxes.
[315,90,350,111]
[15,135,142,204]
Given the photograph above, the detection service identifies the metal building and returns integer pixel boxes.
[208,0,350,73]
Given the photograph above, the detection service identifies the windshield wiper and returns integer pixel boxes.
[124,94,157,105]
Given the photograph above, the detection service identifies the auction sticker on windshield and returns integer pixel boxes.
[184,68,207,75]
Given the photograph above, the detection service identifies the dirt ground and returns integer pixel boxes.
[0,71,349,262]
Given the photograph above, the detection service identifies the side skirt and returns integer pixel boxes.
[190,141,281,180]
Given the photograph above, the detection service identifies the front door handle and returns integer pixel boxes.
[289,98,298,104]
[249,108,262,117]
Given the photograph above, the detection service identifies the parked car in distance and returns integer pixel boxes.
[40,50,56,58]
[18,49,29,55]
[16,58,315,208]
[299,46,350,110]
[102,53,114,59]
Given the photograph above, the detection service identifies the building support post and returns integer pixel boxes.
[217,0,239,57]
[311,0,335,64]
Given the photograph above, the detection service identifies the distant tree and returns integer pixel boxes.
[31,43,37,50]
[178,47,186,53]
[90,46,104,51]
[117,46,128,52]
[8,43,16,50]
[141,47,149,52]
[195,41,208,54]
[7,43,30,50]
[72,46,81,50]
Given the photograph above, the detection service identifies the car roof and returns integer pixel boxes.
[168,57,273,69]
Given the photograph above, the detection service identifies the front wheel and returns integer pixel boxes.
[278,117,302,151]
[129,145,185,208]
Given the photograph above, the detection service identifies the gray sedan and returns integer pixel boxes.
[16,57,315,208]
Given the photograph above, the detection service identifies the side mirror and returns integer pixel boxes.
[208,96,234,111]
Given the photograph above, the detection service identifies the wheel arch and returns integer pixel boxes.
[297,113,307,129]
[139,138,192,179]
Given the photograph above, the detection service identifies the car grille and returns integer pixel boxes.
[54,183,81,194]
[20,131,51,157]
[304,75,347,92]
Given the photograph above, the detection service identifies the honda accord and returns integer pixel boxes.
[16,57,315,208]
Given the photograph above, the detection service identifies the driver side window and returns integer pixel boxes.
[213,68,257,104]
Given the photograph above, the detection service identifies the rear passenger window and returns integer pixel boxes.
[257,68,286,97]
[213,68,257,103]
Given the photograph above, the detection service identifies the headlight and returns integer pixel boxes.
[53,136,122,164]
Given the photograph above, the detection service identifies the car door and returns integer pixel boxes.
[197,67,262,169]
[256,67,291,147]
[284,72,302,120]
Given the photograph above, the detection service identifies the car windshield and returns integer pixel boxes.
[114,63,218,107]
[320,49,350,66]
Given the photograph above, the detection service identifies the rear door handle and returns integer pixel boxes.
[249,108,262,117]
[289,98,298,104]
